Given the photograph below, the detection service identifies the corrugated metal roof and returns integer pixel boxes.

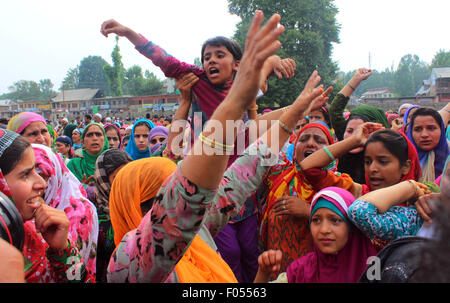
[52,88,100,102]
[432,67,450,78]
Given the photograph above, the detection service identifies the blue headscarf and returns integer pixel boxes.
[403,105,420,131]
[407,110,449,181]
[125,119,155,160]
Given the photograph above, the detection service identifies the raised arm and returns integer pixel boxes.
[330,68,372,139]
[180,10,285,190]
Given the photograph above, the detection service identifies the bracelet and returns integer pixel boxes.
[278,120,293,135]
[407,180,421,198]
[282,106,290,114]
[248,105,258,111]
[347,83,356,91]
[199,132,234,153]
[323,146,335,161]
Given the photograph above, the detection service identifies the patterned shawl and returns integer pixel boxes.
[32,144,98,276]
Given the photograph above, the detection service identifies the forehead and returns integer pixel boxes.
[308,110,324,117]
[134,125,150,134]
[203,45,231,56]
[85,125,102,134]
[299,127,327,139]
[346,118,365,128]
[106,128,119,135]
[413,115,440,127]
[24,121,46,132]
[364,141,393,157]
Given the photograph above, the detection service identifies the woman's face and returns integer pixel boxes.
[72,130,81,143]
[344,118,365,154]
[294,118,309,137]
[82,125,105,155]
[134,125,150,151]
[411,115,441,151]
[106,128,120,149]
[308,110,326,124]
[364,141,411,190]
[22,122,51,147]
[295,128,329,163]
[310,208,349,255]
[4,147,46,221]
[149,135,167,149]
[55,142,70,156]
[119,128,126,138]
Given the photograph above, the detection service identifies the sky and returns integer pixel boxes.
[0,0,449,95]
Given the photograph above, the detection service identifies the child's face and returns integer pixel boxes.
[202,45,239,85]
[310,208,349,255]
[364,141,411,190]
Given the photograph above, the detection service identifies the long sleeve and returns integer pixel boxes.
[107,167,217,283]
[135,35,204,79]
[202,139,277,237]
[46,239,95,283]
[329,93,350,140]
[348,199,424,241]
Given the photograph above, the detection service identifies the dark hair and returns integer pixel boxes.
[364,129,409,166]
[201,36,243,64]
[409,107,443,131]
[84,114,92,119]
[135,121,152,131]
[319,106,331,128]
[104,125,120,136]
[0,136,31,175]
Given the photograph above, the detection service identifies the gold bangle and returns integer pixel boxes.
[407,180,421,198]
[199,132,234,152]
[282,106,290,114]
[248,105,258,111]
[278,120,293,135]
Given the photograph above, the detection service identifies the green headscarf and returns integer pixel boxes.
[63,123,77,141]
[67,122,109,182]
[350,105,390,129]
[46,124,56,148]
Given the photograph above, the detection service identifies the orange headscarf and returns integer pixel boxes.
[109,157,237,283]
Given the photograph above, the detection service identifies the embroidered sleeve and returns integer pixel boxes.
[46,239,94,283]
[203,139,277,237]
[348,199,424,240]
[107,167,217,283]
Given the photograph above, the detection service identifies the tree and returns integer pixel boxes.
[393,54,428,96]
[141,71,164,95]
[431,49,450,69]
[78,55,110,95]
[61,66,79,90]
[104,36,124,96]
[39,79,57,100]
[228,0,340,107]
[6,80,42,102]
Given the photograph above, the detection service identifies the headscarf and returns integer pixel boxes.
[398,103,413,115]
[260,122,345,277]
[72,128,83,150]
[32,144,98,275]
[109,157,236,282]
[55,135,72,146]
[286,187,377,283]
[350,105,390,129]
[67,122,109,182]
[94,149,132,219]
[402,105,420,130]
[125,119,155,160]
[46,124,56,148]
[0,128,20,158]
[7,112,47,134]
[149,126,169,154]
[387,113,399,128]
[406,110,449,182]
[103,123,123,150]
[63,123,77,141]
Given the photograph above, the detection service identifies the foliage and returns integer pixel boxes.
[78,55,110,95]
[2,79,57,102]
[103,36,124,97]
[228,0,340,107]
[430,49,450,69]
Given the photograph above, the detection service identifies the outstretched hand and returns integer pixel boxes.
[101,19,129,37]
[273,57,296,79]
[291,71,329,114]
[227,10,284,111]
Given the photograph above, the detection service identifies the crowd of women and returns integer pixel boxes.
[1,11,449,283]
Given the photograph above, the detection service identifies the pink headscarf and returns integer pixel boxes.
[7,112,47,134]
[286,187,377,283]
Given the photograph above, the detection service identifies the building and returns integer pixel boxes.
[361,87,395,100]
[416,67,450,103]
[52,88,104,119]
